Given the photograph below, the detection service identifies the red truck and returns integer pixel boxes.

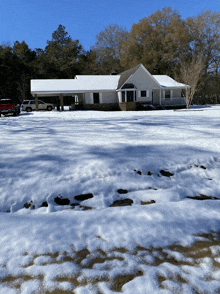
[0,99,20,117]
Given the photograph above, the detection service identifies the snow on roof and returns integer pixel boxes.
[31,69,187,96]
[153,75,187,88]
[31,75,120,94]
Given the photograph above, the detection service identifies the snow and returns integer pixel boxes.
[1,105,220,293]
[31,75,120,95]
[153,75,187,88]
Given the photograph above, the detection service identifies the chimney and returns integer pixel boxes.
[110,70,117,75]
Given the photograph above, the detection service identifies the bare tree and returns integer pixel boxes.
[92,24,128,74]
[179,55,205,109]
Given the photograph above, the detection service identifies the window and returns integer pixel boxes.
[165,90,171,99]
[0,99,13,104]
[122,83,136,89]
[141,91,146,97]
[93,93,99,104]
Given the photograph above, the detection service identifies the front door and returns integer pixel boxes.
[127,91,134,102]
[93,93,100,104]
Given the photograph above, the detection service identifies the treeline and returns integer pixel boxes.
[0,7,220,104]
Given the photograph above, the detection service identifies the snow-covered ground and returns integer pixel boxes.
[1,105,220,294]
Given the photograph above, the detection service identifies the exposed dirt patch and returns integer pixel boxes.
[2,232,220,293]
[1,275,34,288]
[110,270,143,292]
[70,203,80,207]
[141,200,156,205]
[43,290,78,294]
[80,206,93,211]
[112,247,128,254]
[75,248,90,265]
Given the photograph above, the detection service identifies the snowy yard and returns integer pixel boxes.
[1,106,220,294]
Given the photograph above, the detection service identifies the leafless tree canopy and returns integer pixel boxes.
[179,55,205,109]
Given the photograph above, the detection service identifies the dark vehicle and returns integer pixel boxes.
[0,99,20,117]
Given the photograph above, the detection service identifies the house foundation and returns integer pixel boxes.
[119,102,137,111]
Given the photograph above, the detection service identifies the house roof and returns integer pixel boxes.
[31,64,187,96]
[153,75,186,88]
[31,75,120,95]
[74,75,120,91]
[117,64,142,89]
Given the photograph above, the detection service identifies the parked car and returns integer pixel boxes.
[0,99,20,116]
[21,100,54,112]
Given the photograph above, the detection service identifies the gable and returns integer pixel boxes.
[117,64,142,89]
[118,64,161,90]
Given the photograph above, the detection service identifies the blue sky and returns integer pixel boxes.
[0,0,219,51]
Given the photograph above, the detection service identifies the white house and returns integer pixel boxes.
[31,64,187,111]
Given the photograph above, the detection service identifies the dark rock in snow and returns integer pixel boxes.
[191,164,206,169]
[117,189,128,194]
[200,165,206,170]
[186,194,218,200]
[24,200,35,209]
[160,170,174,177]
[110,199,133,207]
[41,201,48,207]
[134,169,142,175]
[147,171,152,176]
[54,196,70,205]
[74,193,94,201]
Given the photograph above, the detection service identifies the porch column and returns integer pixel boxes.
[34,94,39,111]
[125,90,127,103]
[159,90,162,106]
[59,94,64,111]
[118,91,122,103]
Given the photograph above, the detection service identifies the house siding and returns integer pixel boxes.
[172,89,182,97]
[161,98,186,106]
[85,91,118,105]
[124,66,160,103]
